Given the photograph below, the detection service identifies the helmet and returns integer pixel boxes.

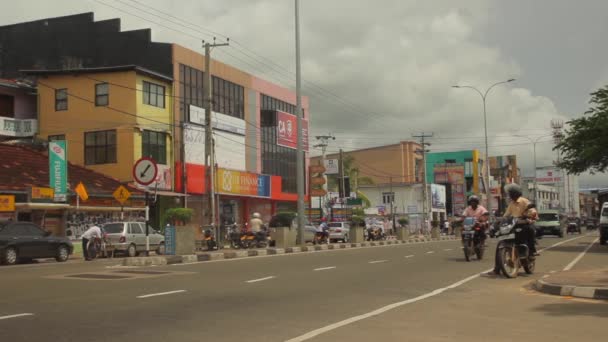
[467,195,480,205]
[504,183,522,198]
[252,212,261,219]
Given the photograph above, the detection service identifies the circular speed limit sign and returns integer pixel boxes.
[133,157,158,186]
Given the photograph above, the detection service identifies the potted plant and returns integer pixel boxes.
[398,218,409,227]
[164,207,194,226]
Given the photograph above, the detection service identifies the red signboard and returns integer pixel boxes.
[277,111,309,151]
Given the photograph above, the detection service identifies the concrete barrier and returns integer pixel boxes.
[224,250,249,259]
[197,252,224,261]
[181,255,198,263]
[314,245,328,251]
[286,247,302,253]
[267,248,285,255]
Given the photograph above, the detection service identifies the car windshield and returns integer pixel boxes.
[538,214,559,221]
[103,223,124,234]
[602,210,608,217]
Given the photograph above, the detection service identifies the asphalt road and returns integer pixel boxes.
[1,232,606,342]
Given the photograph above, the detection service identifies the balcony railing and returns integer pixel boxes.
[0,117,37,137]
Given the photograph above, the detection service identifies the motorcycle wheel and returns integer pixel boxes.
[499,246,519,278]
[523,258,535,274]
[463,240,471,262]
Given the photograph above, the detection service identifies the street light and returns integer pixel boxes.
[452,78,516,216]
[514,134,553,208]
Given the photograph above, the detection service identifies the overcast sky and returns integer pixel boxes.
[2,0,608,187]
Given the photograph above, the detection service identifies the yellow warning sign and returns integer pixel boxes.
[113,185,131,205]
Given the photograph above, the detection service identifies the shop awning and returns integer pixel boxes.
[15,203,70,210]
[146,190,189,197]
[70,205,146,212]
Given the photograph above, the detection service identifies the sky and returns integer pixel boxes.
[2,0,608,187]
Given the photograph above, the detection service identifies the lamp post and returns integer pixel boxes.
[452,79,516,216]
[515,134,553,209]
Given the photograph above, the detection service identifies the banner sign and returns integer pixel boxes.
[49,140,68,202]
[431,184,446,210]
[29,187,55,203]
[0,195,15,212]
[536,168,563,184]
[276,111,309,151]
[324,159,339,175]
[216,169,271,198]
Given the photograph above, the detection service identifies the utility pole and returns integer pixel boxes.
[203,38,229,228]
[551,119,565,214]
[339,149,346,198]
[295,0,306,245]
[414,132,433,235]
[314,134,335,217]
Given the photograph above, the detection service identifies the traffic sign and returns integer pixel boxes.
[310,188,327,197]
[133,157,158,186]
[311,177,326,185]
[113,185,132,205]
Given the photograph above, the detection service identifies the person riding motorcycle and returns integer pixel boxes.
[316,217,330,241]
[460,195,490,241]
[491,183,538,275]
[248,212,266,242]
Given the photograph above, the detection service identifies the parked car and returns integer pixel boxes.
[600,203,608,245]
[102,222,164,257]
[0,221,73,265]
[535,210,563,238]
[328,222,350,243]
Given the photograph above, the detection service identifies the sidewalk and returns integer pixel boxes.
[121,236,457,267]
[536,268,608,300]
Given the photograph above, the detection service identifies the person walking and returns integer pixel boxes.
[81,225,103,261]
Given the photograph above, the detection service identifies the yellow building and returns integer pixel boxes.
[28,66,174,188]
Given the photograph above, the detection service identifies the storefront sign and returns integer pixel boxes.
[29,187,55,202]
[216,169,271,198]
[49,140,68,202]
[536,168,563,184]
[324,159,339,175]
[0,195,15,212]
[276,111,309,151]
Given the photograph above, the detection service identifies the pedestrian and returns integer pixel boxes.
[81,225,103,261]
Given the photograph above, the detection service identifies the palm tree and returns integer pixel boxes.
[327,155,373,207]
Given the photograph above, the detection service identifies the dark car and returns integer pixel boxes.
[0,221,73,265]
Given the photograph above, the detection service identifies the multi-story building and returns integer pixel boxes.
[425,150,485,216]
[521,178,560,211]
[488,155,519,213]
[0,79,37,140]
[2,13,310,227]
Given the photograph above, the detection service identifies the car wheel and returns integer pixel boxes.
[127,244,137,257]
[55,244,70,262]
[156,242,165,255]
[2,247,18,265]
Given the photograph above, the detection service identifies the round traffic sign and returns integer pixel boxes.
[133,157,158,186]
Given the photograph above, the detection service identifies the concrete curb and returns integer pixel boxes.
[535,279,608,300]
[121,236,458,267]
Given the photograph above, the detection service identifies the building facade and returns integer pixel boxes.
[488,155,519,213]
[2,13,310,227]
[521,178,560,212]
[0,79,37,140]
[425,150,485,216]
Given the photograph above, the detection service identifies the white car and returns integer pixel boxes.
[103,222,165,257]
[328,222,350,243]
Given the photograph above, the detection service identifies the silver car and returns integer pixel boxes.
[328,222,350,243]
[103,222,164,257]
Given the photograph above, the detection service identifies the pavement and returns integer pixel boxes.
[0,231,606,341]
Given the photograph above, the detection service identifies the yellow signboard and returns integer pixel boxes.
[0,195,15,212]
[30,187,55,201]
[75,182,89,201]
[113,185,131,205]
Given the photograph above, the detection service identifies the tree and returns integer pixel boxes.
[327,154,373,207]
[556,86,608,174]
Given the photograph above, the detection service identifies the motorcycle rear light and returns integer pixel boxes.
[119,236,126,243]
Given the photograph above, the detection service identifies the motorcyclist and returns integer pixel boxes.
[491,183,538,275]
[461,195,489,223]
[249,212,266,241]
[317,217,330,241]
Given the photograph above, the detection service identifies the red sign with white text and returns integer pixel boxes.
[277,111,308,151]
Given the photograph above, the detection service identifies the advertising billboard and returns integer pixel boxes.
[433,163,465,215]
[49,140,67,202]
[431,184,446,210]
[536,167,563,184]
[276,111,309,151]
[216,168,271,198]
[324,159,339,175]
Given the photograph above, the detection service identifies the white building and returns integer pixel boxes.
[527,166,581,216]
[521,179,560,211]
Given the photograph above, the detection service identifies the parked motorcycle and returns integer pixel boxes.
[227,225,246,249]
[494,217,536,278]
[203,227,218,251]
[461,217,486,262]
[366,227,385,241]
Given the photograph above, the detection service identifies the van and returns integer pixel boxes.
[599,203,608,245]
[535,210,563,238]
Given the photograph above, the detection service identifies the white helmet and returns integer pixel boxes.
[252,212,261,219]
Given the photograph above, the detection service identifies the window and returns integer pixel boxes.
[84,130,117,165]
[48,134,65,142]
[382,192,395,204]
[179,64,204,121]
[55,88,68,111]
[103,223,124,234]
[0,94,15,117]
[143,81,165,108]
[142,130,167,164]
[128,223,143,234]
[20,223,44,237]
[212,76,245,119]
[95,83,109,106]
[464,159,473,177]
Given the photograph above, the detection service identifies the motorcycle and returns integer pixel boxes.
[227,225,246,249]
[494,217,536,278]
[228,225,270,249]
[86,235,108,259]
[461,217,486,262]
[203,227,218,251]
[366,227,385,241]
[313,230,329,244]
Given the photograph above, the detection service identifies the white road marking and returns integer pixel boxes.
[246,276,276,283]
[314,266,336,271]
[443,249,453,251]
[368,260,388,264]
[549,270,556,274]
[426,251,435,254]
[136,290,186,299]
[563,238,598,271]
[538,234,587,252]
[285,234,587,342]
[404,255,414,258]
[0,313,34,321]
